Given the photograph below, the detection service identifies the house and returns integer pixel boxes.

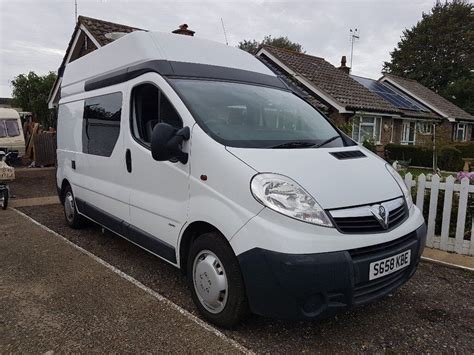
[379,74,473,144]
[48,16,144,109]
[256,45,402,149]
[256,45,473,149]
[351,75,442,146]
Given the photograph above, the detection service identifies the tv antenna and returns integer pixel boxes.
[221,18,229,45]
[349,28,359,69]
[75,0,78,23]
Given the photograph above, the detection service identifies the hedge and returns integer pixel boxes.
[385,143,473,171]
[384,144,433,167]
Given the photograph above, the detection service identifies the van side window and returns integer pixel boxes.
[131,83,183,145]
[83,92,122,157]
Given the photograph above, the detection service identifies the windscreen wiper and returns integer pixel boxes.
[313,135,341,148]
[269,141,317,149]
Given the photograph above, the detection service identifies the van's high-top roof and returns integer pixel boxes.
[61,31,281,100]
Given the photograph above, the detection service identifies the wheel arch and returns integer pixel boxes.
[178,221,231,273]
[58,178,71,205]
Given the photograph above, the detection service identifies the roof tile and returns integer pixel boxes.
[260,45,399,114]
[382,74,473,121]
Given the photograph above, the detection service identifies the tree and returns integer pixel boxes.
[11,71,58,128]
[383,1,474,114]
[238,35,304,54]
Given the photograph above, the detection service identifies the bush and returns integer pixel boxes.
[453,143,474,159]
[384,144,433,167]
[362,138,376,153]
[438,146,463,171]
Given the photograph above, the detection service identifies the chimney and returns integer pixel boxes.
[172,24,195,36]
[338,55,350,74]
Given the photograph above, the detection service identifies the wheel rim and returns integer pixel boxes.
[192,250,228,314]
[0,191,4,208]
[64,191,75,222]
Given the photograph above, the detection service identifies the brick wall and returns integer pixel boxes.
[436,121,454,146]
[379,117,392,145]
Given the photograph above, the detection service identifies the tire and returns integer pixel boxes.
[1,187,8,210]
[187,232,249,328]
[63,185,86,229]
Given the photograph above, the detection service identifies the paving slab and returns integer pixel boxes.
[10,196,60,208]
[0,208,244,354]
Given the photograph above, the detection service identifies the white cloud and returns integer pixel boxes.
[0,0,435,97]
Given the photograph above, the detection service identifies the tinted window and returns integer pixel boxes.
[0,120,7,137]
[0,119,20,137]
[131,84,182,145]
[83,92,122,156]
[171,79,341,148]
[5,120,20,137]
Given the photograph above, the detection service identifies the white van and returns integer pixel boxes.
[0,108,25,157]
[57,31,426,327]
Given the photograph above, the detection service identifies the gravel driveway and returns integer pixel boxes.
[16,203,474,353]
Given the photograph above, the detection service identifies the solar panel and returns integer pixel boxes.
[352,76,430,112]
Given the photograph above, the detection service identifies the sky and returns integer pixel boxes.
[0,0,436,98]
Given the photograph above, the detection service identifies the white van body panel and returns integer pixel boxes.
[227,146,402,209]
[124,73,195,247]
[181,124,264,258]
[0,108,25,156]
[230,204,424,256]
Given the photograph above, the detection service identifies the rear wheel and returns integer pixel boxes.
[0,187,8,210]
[187,232,249,328]
[63,185,86,229]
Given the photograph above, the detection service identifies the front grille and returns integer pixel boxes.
[353,268,408,305]
[348,232,415,259]
[329,198,408,234]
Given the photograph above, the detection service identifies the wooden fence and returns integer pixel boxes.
[404,173,474,255]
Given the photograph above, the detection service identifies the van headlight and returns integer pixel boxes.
[250,173,333,227]
[386,164,414,210]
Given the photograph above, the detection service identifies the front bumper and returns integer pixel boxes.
[238,223,426,320]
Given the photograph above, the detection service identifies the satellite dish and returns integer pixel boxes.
[105,32,128,40]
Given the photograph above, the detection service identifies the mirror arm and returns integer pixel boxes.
[167,127,190,164]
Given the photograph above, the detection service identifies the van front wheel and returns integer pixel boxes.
[187,232,249,328]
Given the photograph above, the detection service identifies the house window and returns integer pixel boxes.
[418,122,433,135]
[454,123,467,142]
[401,121,416,145]
[352,116,381,143]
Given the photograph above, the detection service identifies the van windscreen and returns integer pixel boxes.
[171,79,343,149]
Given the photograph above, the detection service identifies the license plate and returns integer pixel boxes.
[369,250,411,280]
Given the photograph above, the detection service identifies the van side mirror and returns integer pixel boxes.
[151,123,190,164]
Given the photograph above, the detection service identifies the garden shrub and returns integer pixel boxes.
[438,146,463,171]
[362,138,376,153]
[384,144,433,167]
[453,143,474,159]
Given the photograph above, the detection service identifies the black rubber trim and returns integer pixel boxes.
[237,223,426,320]
[84,60,286,92]
[75,198,177,263]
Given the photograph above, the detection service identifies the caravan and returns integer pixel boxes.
[56,31,426,327]
[0,108,25,158]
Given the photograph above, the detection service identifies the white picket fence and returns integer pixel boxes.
[403,173,474,255]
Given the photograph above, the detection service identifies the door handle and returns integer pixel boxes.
[125,149,132,173]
